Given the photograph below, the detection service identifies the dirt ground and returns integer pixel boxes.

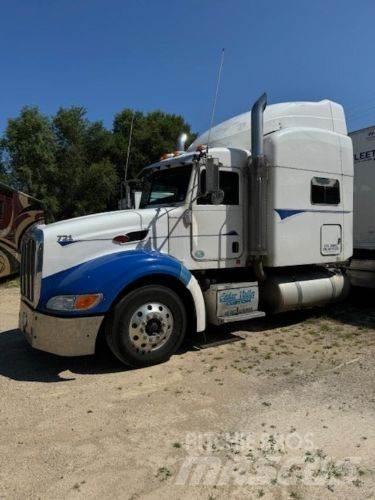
[0,281,374,500]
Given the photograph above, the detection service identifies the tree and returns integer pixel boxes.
[52,106,117,219]
[78,160,119,214]
[1,105,196,221]
[0,153,10,185]
[52,107,87,218]
[112,109,196,181]
[2,107,59,215]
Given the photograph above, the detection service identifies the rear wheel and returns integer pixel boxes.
[106,285,187,367]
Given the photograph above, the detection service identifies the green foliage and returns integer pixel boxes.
[52,106,116,219]
[112,109,196,180]
[0,157,10,184]
[76,160,118,215]
[2,107,59,215]
[1,105,194,221]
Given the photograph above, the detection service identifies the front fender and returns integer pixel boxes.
[38,251,205,326]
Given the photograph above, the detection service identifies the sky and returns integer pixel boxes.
[1,0,375,136]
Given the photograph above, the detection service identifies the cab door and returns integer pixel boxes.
[191,168,243,264]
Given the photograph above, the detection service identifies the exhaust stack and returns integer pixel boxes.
[248,93,268,274]
[251,93,267,157]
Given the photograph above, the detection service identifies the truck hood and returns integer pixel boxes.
[40,208,170,278]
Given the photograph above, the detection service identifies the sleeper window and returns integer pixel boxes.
[311,177,340,205]
[199,171,239,205]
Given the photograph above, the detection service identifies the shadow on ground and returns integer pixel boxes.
[328,287,375,329]
[0,328,128,383]
[0,287,373,383]
[0,306,319,383]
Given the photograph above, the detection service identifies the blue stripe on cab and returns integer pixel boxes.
[275,209,305,220]
[275,208,351,220]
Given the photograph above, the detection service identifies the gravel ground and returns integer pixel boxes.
[0,281,374,499]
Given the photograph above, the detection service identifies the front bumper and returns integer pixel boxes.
[19,301,104,356]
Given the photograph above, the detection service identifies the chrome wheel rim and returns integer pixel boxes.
[129,302,174,353]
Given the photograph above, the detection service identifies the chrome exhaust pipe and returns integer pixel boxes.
[251,93,267,157]
[248,93,268,280]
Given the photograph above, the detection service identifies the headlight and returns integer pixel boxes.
[46,294,103,312]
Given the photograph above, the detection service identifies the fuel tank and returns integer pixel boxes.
[260,268,350,314]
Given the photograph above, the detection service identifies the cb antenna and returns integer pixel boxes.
[207,48,225,155]
[124,110,136,183]
[120,110,136,209]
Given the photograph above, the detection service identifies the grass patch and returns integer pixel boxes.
[156,466,172,481]
[0,277,20,289]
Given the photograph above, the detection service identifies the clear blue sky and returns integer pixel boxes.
[1,0,375,135]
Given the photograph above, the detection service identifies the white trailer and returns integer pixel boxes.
[18,94,354,367]
[348,126,375,287]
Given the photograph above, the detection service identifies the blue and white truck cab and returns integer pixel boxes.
[19,94,353,366]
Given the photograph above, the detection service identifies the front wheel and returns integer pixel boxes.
[106,285,187,367]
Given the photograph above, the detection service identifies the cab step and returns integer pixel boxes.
[217,311,266,324]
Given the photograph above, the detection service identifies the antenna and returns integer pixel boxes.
[207,48,225,154]
[124,110,136,183]
[119,110,136,209]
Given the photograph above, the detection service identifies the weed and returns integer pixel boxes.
[290,492,302,499]
[304,451,315,463]
[156,466,172,481]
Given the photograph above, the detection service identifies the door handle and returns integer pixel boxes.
[232,241,239,253]
[183,209,192,226]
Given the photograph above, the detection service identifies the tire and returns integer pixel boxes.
[106,285,187,367]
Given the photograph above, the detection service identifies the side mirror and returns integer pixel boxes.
[205,157,219,193]
[119,180,139,209]
[133,190,142,209]
[198,157,224,205]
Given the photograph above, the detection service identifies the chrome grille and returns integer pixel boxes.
[20,237,36,302]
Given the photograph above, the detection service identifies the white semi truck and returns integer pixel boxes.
[348,126,375,288]
[19,94,353,367]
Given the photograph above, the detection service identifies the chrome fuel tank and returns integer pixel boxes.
[260,269,350,314]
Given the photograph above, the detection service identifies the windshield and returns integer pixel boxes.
[139,165,192,208]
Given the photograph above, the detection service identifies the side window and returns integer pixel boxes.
[198,170,240,205]
[311,177,340,205]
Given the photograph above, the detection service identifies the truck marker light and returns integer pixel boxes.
[46,294,103,312]
[160,153,174,160]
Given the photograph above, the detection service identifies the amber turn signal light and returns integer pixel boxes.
[74,294,102,310]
